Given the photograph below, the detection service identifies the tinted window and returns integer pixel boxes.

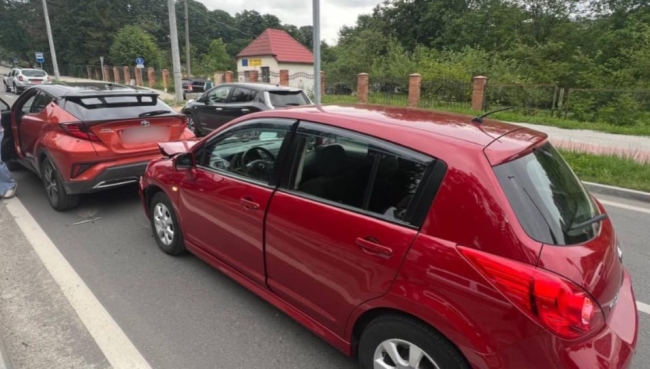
[63,95,174,121]
[0,99,8,112]
[21,95,37,114]
[229,87,256,103]
[494,142,600,245]
[287,124,430,224]
[22,69,47,77]
[31,92,53,113]
[269,91,309,107]
[200,125,290,183]
[206,86,231,104]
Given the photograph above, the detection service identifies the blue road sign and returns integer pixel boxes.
[35,52,44,63]
[135,57,144,65]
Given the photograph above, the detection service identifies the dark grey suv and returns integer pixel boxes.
[180,83,311,136]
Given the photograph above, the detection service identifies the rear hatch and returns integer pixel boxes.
[62,93,187,158]
[493,141,623,320]
[22,69,47,84]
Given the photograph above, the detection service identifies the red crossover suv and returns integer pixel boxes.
[1,84,194,210]
[140,105,638,369]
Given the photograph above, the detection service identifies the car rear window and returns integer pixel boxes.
[494,142,600,245]
[63,95,175,121]
[268,91,309,107]
[22,69,47,77]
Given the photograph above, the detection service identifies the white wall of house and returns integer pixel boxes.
[235,57,315,95]
[280,63,315,95]
[236,56,279,84]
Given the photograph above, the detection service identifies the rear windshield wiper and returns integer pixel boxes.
[139,110,171,117]
[569,213,608,231]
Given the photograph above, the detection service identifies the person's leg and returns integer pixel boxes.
[0,130,17,198]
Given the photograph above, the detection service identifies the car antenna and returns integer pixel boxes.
[471,106,515,124]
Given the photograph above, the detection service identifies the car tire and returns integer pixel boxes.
[149,191,186,256]
[5,160,23,171]
[358,315,470,369]
[3,82,8,92]
[186,113,201,137]
[41,157,80,211]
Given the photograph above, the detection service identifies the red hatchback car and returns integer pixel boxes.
[140,105,638,369]
[2,84,193,210]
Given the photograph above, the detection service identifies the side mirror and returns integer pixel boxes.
[174,153,194,170]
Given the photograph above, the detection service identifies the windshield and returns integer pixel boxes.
[494,142,600,245]
[22,69,47,77]
[268,91,309,107]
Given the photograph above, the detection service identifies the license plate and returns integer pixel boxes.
[122,127,168,144]
[30,80,41,84]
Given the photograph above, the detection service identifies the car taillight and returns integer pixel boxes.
[71,162,96,178]
[60,123,100,142]
[18,75,24,81]
[459,247,605,340]
[188,85,193,91]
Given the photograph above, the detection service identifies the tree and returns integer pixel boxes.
[198,39,232,75]
[109,25,160,67]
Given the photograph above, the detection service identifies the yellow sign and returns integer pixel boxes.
[249,59,262,67]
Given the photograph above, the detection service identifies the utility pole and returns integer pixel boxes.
[184,0,191,77]
[42,0,60,80]
[168,0,183,103]
[312,0,321,104]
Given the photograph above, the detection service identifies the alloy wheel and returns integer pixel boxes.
[373,339,440,369]
[153,203,174,245]
[187,115,196,133]
[43,164,59,205]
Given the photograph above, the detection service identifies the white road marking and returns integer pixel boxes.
[4,198,152,369]
[599,199,650,215]
[638,301,650,315]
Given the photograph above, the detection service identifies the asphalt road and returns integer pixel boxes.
[1,84,650,368]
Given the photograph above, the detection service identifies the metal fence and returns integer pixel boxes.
[564,89,650,126]
[484,83,559,116]
[368,79,409,106]
[419,78,472,109]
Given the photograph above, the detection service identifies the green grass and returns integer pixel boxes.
[559,150,650,192]
[322,95,650,136]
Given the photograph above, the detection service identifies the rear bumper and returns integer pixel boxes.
[63,161,149,194]
[466,269,638,369]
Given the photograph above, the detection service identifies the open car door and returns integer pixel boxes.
[0,97,18,161]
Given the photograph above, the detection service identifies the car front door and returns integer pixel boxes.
[193,85,233,133]
[179,118,295,286]
[264,121,437,335]
[223,87,260,122]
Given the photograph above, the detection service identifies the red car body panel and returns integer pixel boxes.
[140,105,638,369]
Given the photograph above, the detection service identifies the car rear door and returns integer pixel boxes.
[264,121,435,335]
[223,87,260,121]
[0,97,17,161]
[61,93,187,158]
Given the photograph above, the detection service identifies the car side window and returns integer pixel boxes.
[30,92,53,114]
[20,94,38,114]
[206,86,231,105]
[284,123,432,225]
[0,99,8,112]
[198,123,291,184]
[229,87,256,103]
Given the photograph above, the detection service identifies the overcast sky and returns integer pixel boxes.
[198,0,377,44]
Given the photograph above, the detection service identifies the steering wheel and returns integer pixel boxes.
[242,147,276,179]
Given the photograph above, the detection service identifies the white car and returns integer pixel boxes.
[3,68,51,94]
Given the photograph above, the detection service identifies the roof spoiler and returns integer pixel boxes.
[62,92,159,109]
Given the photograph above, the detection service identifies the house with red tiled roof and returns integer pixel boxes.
[236,28,315,93]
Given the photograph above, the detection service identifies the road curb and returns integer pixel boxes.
[0,326,13,369]
[584,181,650,203]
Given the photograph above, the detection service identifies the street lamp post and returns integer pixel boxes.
[312,0,321,104]
[42,0,60,79]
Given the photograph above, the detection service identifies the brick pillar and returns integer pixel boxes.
[135,68,143,86]
[123,66,131,84]
[87,66,93,79]
[320,71,325,97]
[472,76,488,111]
[162,69,169,92]
[94,69,100,80]
[147,67,155,88]
[113,67,121,83]
[357,73,369,104]
[225,71,234,83]
[279,70,289,86]
[103,66,111,81]
[408,74,422,107]
[249,70,259,83]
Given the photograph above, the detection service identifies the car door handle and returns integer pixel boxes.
[356,237,393,256]
[215,107,223,111]
[241,108,250,113]
[240,197,260,211]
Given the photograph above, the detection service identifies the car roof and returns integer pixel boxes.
[217,82,302,92]
[249,104,547,154]
[32,83,157,98]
